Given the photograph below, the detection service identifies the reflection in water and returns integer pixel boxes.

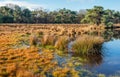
[102,29,120,41]
[85,28,120,41]
[72,50,103,67]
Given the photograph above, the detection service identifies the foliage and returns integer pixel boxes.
[0,4,120,25]
[81,6,104,25]
[81,6,120,26]
[0,4,85,23]
[0,14,3,23]
[0,5,32,23]
[106,22,113,27]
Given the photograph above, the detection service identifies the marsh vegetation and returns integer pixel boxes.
[0,24,114,77]
[1,23,120,77]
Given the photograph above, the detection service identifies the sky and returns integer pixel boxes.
[0,0,119,11]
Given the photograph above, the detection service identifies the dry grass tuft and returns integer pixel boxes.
[40,35,57,46]
[72,35,104,55]
[29,34,38,46]
[55,36,69,51]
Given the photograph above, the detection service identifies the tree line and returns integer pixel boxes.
[0,4,120,26]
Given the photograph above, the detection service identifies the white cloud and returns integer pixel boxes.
[0,0,46,10]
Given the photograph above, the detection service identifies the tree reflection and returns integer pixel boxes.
[102,29,120,41]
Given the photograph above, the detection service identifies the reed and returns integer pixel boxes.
[40,35,57,46]
[72,35,104,55]
[29,34,38,46]
[55,36,69,51]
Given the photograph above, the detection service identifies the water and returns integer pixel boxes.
[85,29,120,76]
[91,39,120,76]
[60,29,120,77]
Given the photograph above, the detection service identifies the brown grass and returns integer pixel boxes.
[40,35,57,46]
[0,24,105,76]
[72,35,104,55]
[55,36,69,51]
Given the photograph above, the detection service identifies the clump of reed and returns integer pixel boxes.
[29,34,38,46]
[40,35,57,46]
[55,36,69,51]
[72,35,104,55]
[35,31,43,37]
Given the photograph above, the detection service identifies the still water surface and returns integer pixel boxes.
[86,39,120,76]
[87,29,120,76]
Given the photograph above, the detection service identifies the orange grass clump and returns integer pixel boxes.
[55,36,69,51]
[53,67,79,77]
[0,33,26,51]
[40,35,57,46]
[0,46,57,77]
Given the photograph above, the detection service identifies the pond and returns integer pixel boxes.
[82,29,120,77]
[93,39,120,76]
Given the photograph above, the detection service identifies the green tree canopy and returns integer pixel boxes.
[0,4,120,25]
[81,6,104,25]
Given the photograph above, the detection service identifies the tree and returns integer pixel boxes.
[2,16,13,23]
[113,11,120,23]
[81,6,104,25]
[32,9,49,23]
[0,6,13,16]
[54,8,79,23]
[0,4,120,24]
[101,9,114,26]
[77,10,86,23]
[0,14,3,23]
[0,6,14,23]
[22,9,32,23]
[12,5,22,23]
